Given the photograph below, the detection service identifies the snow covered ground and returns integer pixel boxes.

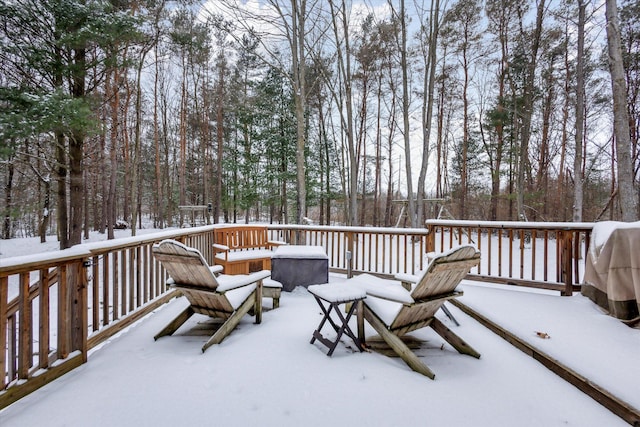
[0,231,638,426]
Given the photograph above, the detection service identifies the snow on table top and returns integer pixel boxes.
[272,245,328,259]
[307,283,366,303]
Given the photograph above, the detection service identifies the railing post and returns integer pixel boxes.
[71,260,89,362]
[18,272,30,379]
[0,276,7,389]
[346,231,355,273]
[346,251,353,278]
[426,223,436,253]
[559,230,574,296]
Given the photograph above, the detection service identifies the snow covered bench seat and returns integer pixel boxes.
[213,225,286,275]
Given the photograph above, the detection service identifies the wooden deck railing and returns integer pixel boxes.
[266,225,431,276]
[1,221,593,409]
[0,226,216,409]
[267,221,593,295]
[424,220,593,295]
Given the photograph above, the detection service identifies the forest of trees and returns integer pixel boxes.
[0,0,639,249]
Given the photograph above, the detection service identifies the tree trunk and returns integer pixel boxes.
[55,130,69,249]
[3,158,13,239]
[460,27,470,220]
[39,176,50,243]
[215,54,225,224]
[374,74,383,227]
[292,0,308,226]
[398,0,416,228]
[107,66,119,240]
[179,57,187,219]
[68,132,84,247]
[573,1,586,222]
[486,0,514,221]
[131,46,149,236]
[417,0,440,226]
[606,0,639,221]
[122,47,132,227]
[559,18,571,220]
[516,0,546,221]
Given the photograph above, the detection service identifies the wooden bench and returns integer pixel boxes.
[213,225,286,275]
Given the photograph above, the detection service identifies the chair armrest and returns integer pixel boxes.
[348,274,415,304]
[394,273,419,283]
[414,290,464,304]
[268,240,287,247]
[209,265,223,275]
[394,273,420,291]
[213,243,230,253]
[216,270,271,292]
[364,288,414,304]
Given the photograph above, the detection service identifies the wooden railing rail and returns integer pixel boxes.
[1,221,593,409]
[424,220,594,295]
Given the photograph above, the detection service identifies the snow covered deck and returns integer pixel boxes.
[2,222,638,425]
[1,277,638,427]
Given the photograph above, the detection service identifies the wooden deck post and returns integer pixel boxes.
[559,230,574,296]
[0,276,7,390]
[426,223,436,254]
[18,272,30,379]
[346,231,355,277]
[70,260,89,362]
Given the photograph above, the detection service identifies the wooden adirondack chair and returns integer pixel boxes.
[152,239,270,352]
[349,244,481,379]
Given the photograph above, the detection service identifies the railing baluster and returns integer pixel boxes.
[519,229,525,279]
[0,276,7,389]
[92,256,99,331]
[8,314,16,383]
[121,249,128,316]
[57,265,68,359]
[103,254,110,327]
[143,245,149,304]
[39,268,50,369]
[129,248,135,312]
[18,272,31,379]
[113,251,119,321]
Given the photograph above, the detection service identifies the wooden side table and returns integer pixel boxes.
[307,284,366,356]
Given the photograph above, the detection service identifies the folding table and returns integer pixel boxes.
[307,284,366,356]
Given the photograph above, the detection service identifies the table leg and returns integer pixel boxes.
[357,299,365,345]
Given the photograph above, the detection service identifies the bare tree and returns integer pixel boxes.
[207,0,319,224]
[416,0,444,225]
[442,0,482,220]
[327,0,358,225]
[573,0,586,222]
[515,0,546,221]
[485,0,519,221]
[385,0,417,227]
[606,0,639,221]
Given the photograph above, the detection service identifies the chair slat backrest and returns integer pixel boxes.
[152,240,220,290]
[410,245,480,301]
